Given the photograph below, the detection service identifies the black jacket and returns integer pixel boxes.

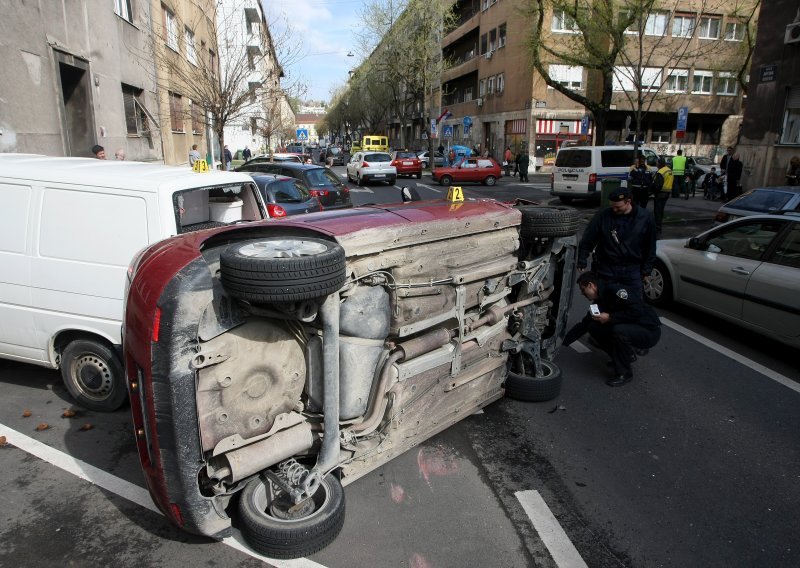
[577,205,657,275]
[563,282,661,346]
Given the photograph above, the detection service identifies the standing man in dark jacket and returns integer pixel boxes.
[563,271,661,386]
[725,153,744,201]
[577,187,657,299]
[627,155,653,208]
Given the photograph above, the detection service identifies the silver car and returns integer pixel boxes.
[346,151,397,185]
[645,214,800,348]
[715,186,800,224]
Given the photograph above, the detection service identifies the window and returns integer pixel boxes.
[707,221,783,261]
[672,14,695,38]
[164,6,178,51]
[555,149,591,167]
[487,76,495,94]
[479,78,486,96]
[619,11,638,34]
[185,28,197,65]
[496,73,505,93]
[601,150,636,168]
[248,81,259,103]
[191,102,203,134]
[651,125,671,143]
[640,67,662,90]
[692,70,713,94]
[771,225,800,268]
[489,28,497,51]
[208,49,216,75]
[122,84,145,135]
[480,33,488,55]
[717,72,738,96]
[498,24,507,48]
[464,87,473,102]
[644,11,668,36]
[612,66,660,91]
[548,64,584,89]
[697,16,720,39]
[724,21,745,41]
[114,0,132,22]
[552,10,579,32]
[665,69,689,93]
[780,86,800,145]
[482,0,489,10]
[613,66,635,91]
[250,117,258,134]
[169,91,183,132]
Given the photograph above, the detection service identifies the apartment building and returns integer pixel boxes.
[737,0,800,189]
[0,1,161,160]
[439,0,756,167]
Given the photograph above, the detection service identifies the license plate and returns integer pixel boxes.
[374,174,386,178]
[402,161,413,166]
[563,174,578,180]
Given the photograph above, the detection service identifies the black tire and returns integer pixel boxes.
[220,237,346,303]
[644,260,672,307]
[357,174,364,186]
[239,474,346,559]
[505,359,562,402]
[484,175,497,186]
[558,196,574,204]
[439,174,453,186]
[388,176,396,186]
[416,171,422,179]
[60,340,127,411]
[518,206,580,238]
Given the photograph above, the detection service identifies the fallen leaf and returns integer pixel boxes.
[62,409,76,418]
[35,423,50,431]
[79,423,93,431]
[22,410,32,418]
[0,436,7,446]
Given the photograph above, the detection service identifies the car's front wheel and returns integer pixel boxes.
[357,174,364,186]
[439,174,452,186]
[645,260,672,307]
[239,473,345,559]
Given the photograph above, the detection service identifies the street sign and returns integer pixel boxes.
[760,65,777,83]
[676,107,688,132]
[580,115,589,134]
[462,116,473,128]
[430,119,438,138]
[443,125,453,138]
[296,128,309,141]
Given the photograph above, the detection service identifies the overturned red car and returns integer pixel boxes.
[123,198,579,558]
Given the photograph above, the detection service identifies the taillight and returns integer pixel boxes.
[342,186,350,195]
[310,189,330,197]
[267,204,287,217]
[362,161,370,168]
[152,308,162,343]
[714,212,729,224]
[589,173,597,186]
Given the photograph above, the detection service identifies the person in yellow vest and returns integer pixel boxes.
[671,149,687,199]
[652,158,673,238]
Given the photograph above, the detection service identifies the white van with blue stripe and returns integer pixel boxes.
[550,145,660,203]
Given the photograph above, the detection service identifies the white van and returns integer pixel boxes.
[550,145,660,203]
[0,155,268,411]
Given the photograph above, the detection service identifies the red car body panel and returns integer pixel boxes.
[432,157,502,185]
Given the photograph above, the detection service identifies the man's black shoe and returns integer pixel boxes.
[606,372,633,387]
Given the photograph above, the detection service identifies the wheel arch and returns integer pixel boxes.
[52,328,120,368]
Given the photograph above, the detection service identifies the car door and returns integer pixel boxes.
[346,153,360,179]
[742,221,800,339]
[676,219,786,321]
[459,158,480,182]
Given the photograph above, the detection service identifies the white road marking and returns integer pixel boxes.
[0,423,329,568]
[660,317,800,394]
[415,183,441,193]
[515,490,589,568]
[569,340,591,354]
[347,187,374,193]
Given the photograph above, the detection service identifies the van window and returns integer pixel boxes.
[40,188,148,266]
[175,183,263,233]
[600,150,635,168]
[0,183,31,253]
[555,149,591,168]
[644,151,658,167]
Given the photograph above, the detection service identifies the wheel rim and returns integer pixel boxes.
[238,239,328,259]
[71,355,113,401]
[486,176,496,186]
[442,176,452,185]
[251,478,331,524]
[645,268,664,301]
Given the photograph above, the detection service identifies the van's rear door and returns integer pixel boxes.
[553,148,592,195]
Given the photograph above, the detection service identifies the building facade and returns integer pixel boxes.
[0,0,162,160]
[737,0,800,189]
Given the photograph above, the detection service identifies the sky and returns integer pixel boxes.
[263,0,366,103]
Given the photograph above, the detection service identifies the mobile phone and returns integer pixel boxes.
[589,304,601,316]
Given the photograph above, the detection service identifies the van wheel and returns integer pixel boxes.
[220,237,346,303]
[60,340,127,411]
[517,206,580,238]
[484,175,497,186]
[239,473,345,559]
[505,359,562,402]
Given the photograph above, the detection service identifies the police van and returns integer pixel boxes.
[550,145,660,203]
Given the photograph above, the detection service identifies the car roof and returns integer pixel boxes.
[0,153,252,192]
[247,173,294,183]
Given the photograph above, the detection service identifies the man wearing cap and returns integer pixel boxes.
[577,186,657,300]
[651,158,674,237]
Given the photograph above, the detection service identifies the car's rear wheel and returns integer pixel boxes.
[518,206,580,238]
[416,171,422,179]
[439,174,452,186]
[388,176,396,186]
[220,237,346,303]
[506,358,562,402]
[60,340,127,411]
[645,260,672,307]
[484,175,497,186]
[239,473,345,559]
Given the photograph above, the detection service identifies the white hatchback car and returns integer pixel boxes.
[346,151,397,186]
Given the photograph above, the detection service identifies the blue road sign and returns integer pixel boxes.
[296,128,309,141]
[443,125,454,138]
[463,116,473,128]
[676,107,688,131]
[580,115,589,134]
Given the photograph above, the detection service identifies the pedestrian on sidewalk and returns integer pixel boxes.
[725,153,743,201]
[517,151,530,182]
[503,147,513,176]
[652,158,673,238]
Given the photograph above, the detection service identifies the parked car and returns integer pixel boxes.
[346,151,397,185]
[236,154,302,167]
[0,154,267,411]
[665,155,718,178]
[644,214,800,348]
[432,156,502,186]
[390,150,422,179]
[236,162,352,210]
[714,186,800,224]
[417,150,445,168]
[324,146,346,166]
[123,198,580,558]
[249,174,322,217]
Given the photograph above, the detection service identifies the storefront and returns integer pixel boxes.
[534,119,592,168]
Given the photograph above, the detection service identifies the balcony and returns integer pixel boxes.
[443,54,479,83]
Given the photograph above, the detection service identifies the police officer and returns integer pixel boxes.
[563,271,661,386]
[671,149,687,199]
[577,186,657,299]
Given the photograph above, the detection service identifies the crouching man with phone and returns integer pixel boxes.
[563,271,661,387]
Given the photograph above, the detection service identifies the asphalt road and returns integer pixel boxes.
[1,170,798,567]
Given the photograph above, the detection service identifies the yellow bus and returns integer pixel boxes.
[361,135,389,152]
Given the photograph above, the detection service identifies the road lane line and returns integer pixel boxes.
[0,422,329,568]
[515,490,588,568]
[415,183,441,193]
[569,340,591,354]
[660,318,800,394]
